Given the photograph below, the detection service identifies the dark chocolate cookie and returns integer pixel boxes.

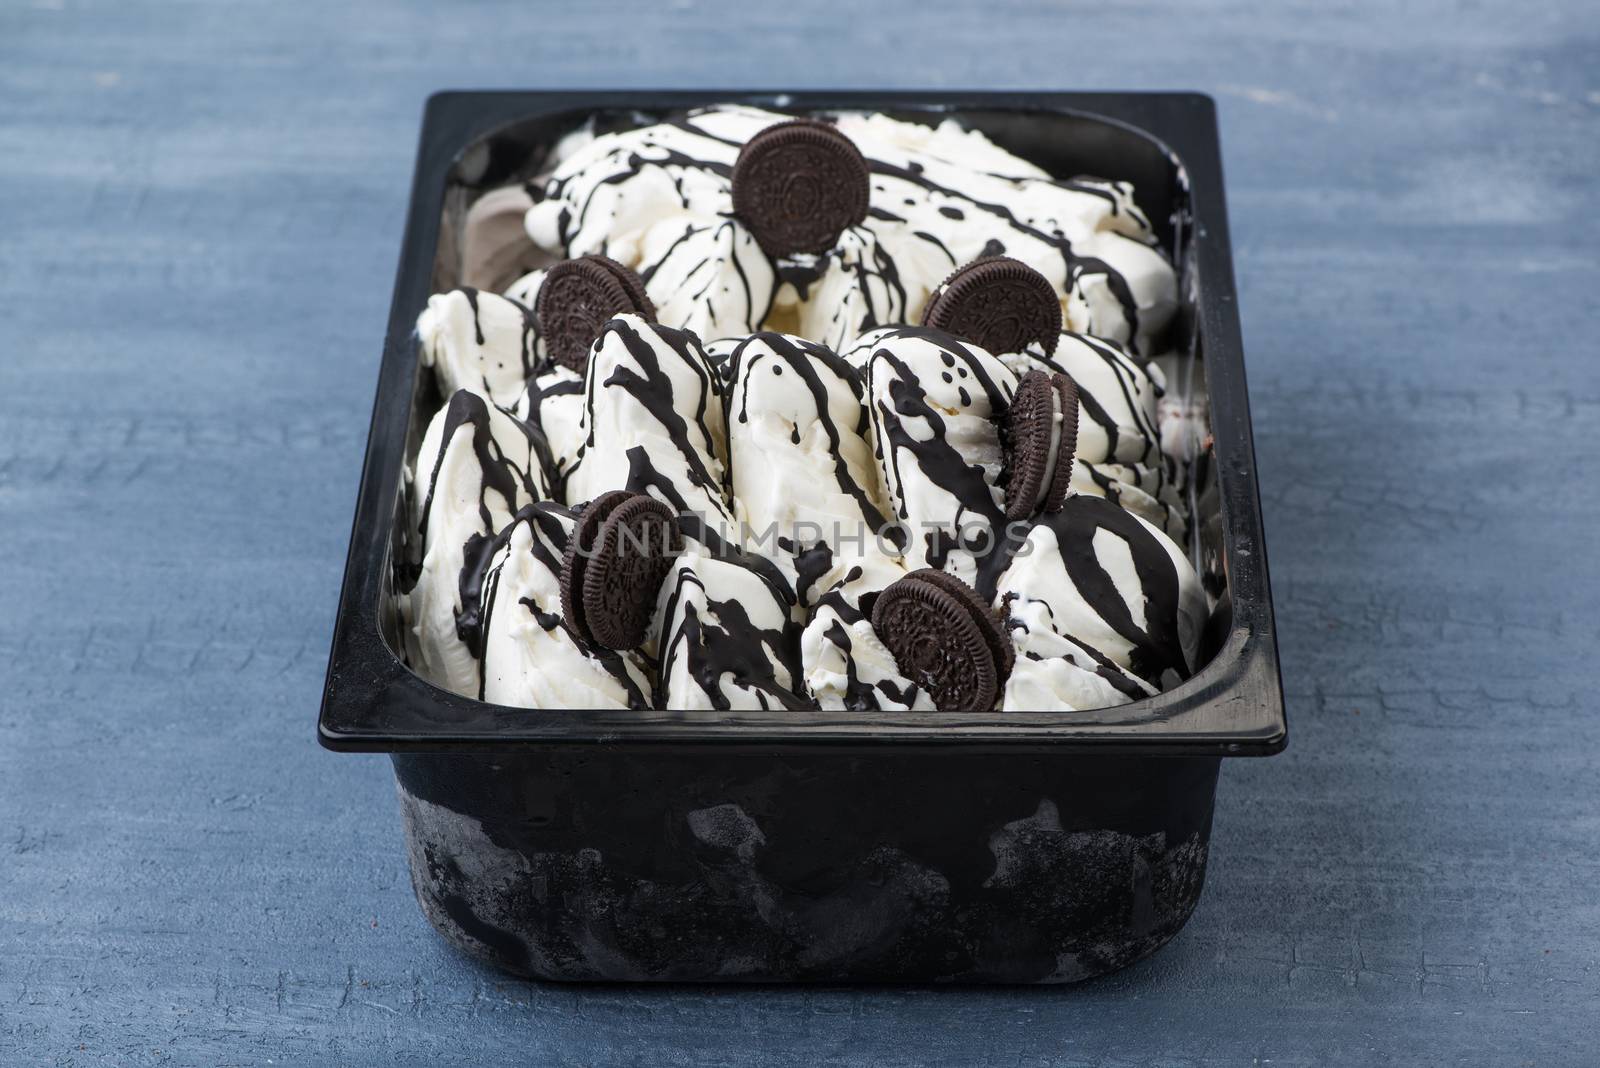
[558,489,633,646]
[536,255,656,373]
[559,490,677,649]
[921,256,1062,358]
[872,569,1012,711]
[731,118,870,258]
[1002,369,1080,520]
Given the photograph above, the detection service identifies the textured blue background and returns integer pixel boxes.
[3,1,1599,1064]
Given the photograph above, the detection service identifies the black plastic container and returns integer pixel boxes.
[319,91,1285,983]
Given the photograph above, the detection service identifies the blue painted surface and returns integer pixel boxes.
[3,1,1599,1063]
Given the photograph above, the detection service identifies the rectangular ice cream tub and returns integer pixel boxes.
[318,90,1285,983]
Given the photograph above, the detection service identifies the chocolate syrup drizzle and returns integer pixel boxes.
[414,390,542,556]
[402,108,1194,713]
[858,326,1194,693]
[655,559,811,711]
[863,326,1015,584]
[533,107,1164,352]
[467,502,653,708]
[457,500,571,659]
[572,317,731,510]
[518,369,583,494]
[452,286,545,385]
[638,218,776,333]
[794,221,919,345]
[726,331,890,535]
[1020,495,1194,687]
[1026,333,1163,467]
[460,286,486,345]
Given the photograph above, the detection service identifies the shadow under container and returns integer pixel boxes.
[320,90,1286,984]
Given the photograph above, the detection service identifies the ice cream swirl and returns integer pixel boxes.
[525,104,1177,356]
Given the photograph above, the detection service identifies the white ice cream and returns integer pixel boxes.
[855,326,1018,586]
[514,365,585,485]
[503,266,546,312]
[1002,332,1166,468]
[563,314,732,528]
[799,547,933,712]
[524,104,1178,355]
[417,288,543,412]
[636,217,777,342]
[404,390,547,697]
[996,496,1206,693]
[478,504,653,709]
[653,545,807,710]
[398,105,1208,715]
[1000,638,1156,712]
[724,331,890,556]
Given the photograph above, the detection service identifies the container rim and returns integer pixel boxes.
[318,90,1286,757]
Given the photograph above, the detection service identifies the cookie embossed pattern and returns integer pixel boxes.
[320,91,1284,983]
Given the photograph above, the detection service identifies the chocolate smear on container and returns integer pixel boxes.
[1002,369,1079,520]
[559,490,679,650]
[921,255,1062,358]
[872,569,1012,711]
[536,254,656,373]
[731,118,870,258]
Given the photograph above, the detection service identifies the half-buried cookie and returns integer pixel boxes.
[559,490,679,650]
[536,255,656,373]
[921,255,1062,358]
[872,569,1013,711]
[1002,369,1079,520]
[731,118,870,258]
